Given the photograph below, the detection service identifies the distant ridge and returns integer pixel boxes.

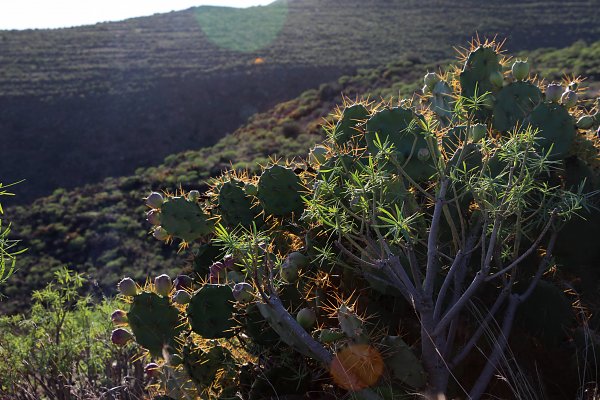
[1,0,599,203]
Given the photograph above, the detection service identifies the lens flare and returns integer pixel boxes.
[195,0,288,53]
[329,344,384,391]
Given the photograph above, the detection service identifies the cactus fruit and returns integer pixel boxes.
[118,277,137,297]
[280,252,307,283]
[146,192,164,208]
[153,226,169,241]
[257,165,304,217]
[172,290,192,304]
[232,282,254,303]
[561,89,578,108]
[111,328,133,346]
[146,210,161,225]
[296,307,317,330]
[545,83,563,103]
[280,262,299,283]
[111,310,128,325]
[188,284,235,339]
[154,274,173,297]
[338,305,368,343]
[511,60,530,81]
[145,362,161,379]
[159,196,214,242]
[333,103,370,145]
[187,190,200,202]
[493,82,543,131]
[576,115,595,130]
[174,274,193,290]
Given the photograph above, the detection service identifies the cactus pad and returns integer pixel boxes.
[460,46,502,98]
[493,82,542,132]
[128,292,182,357]
[218,179,260,228]
[257,165,304,217]
[160,196,214,242]
[188,284,235,339]
[380,335,426,388]
[525,102,575,159]
[365,107,436,181]
[333,104,370,145]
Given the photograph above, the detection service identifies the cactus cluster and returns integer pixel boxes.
[112,39,599,399]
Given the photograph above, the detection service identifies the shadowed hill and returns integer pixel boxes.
[1,0,599,203]
[3,39,600,314]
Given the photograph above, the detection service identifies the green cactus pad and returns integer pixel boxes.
[365,107,436,181]
[525,102,575,159]
[380,335,426,388]
[257,165,304,217]
[218,179,261,228]
[188,284,235,339]
[492,82,542,132]
[460,46,502,99]
[160,196,214,242]
[128,292,182,357]
[333,103,370,145]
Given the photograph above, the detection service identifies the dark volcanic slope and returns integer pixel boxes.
[1,0,599,203]
[4,40,600,315]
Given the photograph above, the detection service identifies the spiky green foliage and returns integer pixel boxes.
[257,164,304,217]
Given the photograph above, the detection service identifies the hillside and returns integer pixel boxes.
[1,0,599,203]
[3,39,600,314]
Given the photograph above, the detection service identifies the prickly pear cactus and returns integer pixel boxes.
[119,39,599,400]
[257,164,304,217]
[333,103,370,145]
[152,195,214,243]
[126,291,182,357]
[188,284,236,339]
[217,178,260,228]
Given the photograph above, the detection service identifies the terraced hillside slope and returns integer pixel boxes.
[1,0,599,202]
[4,39,600,315]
